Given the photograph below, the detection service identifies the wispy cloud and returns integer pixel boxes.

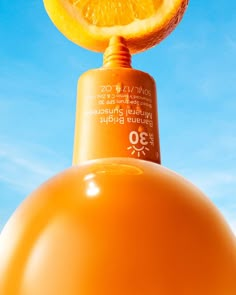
[226,35,236,51]
[178,168,236,234]
[183,169,236,198]
[167,130,236,236]
[0,141,69,229]
[220,206,236,235]
[0,142,68,194]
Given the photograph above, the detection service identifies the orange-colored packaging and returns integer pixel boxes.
[73,37,161,165]
[0,37,236,295]
[1,158,236,295]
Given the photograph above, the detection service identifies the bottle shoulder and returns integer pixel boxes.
[78,67,156,84]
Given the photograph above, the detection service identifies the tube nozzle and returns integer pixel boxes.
[103,36,132,68]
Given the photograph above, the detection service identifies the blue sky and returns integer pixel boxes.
[0,0,236,233]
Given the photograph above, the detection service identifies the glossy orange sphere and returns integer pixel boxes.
[0,158,236,294]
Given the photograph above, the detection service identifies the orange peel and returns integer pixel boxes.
[43,0,189,53]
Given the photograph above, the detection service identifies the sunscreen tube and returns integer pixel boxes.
[73,36,161,165]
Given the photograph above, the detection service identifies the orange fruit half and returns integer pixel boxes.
[43,0,189,53]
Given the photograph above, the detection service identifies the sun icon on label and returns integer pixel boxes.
[127,145,150,158]
[127,131,150,157]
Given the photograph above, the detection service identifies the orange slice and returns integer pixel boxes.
[43,0,189,53]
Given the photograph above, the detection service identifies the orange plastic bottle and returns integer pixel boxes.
[0,37,236,295]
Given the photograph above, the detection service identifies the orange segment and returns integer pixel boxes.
[71,0,163,26]
[43,0,189,53]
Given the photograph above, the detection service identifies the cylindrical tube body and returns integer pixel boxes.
[73,67,161,165]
